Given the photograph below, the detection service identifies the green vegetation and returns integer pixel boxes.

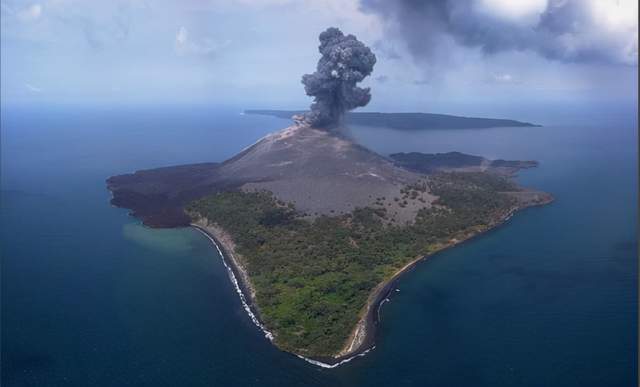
[186,172,518,357]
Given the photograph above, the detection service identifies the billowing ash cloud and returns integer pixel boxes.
[301,27,377,128]
[361,0,638,66]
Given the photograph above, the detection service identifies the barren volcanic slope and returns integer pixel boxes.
[224,125,433,222]
[107,122,552,364]
[108,124,429,226]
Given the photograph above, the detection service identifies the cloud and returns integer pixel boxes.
[487,72,521,84]
[492,73,513,83]
[175,26,230,57]
[17,3,42,22]
[372,40,401,60]
[5,1,139,50]
[475,0,547,23]
[25,83,42,93]
[360,0,638,66]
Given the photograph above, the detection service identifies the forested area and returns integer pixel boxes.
[187,172,518,357]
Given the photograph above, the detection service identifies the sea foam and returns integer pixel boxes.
[195,228,274,341]
[295,346,375,369]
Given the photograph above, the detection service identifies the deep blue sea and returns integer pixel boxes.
[1,105,637,386]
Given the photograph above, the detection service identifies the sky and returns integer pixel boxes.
[1,0,637,121]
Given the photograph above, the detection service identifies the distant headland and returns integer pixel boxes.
[245,110,540,130]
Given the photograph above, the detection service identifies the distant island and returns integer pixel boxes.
[245,110,540,130]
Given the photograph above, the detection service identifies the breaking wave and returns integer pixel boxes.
[296,346,375,369]
[194,228,274,341]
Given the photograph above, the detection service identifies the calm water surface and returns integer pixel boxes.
[1,106,637,386]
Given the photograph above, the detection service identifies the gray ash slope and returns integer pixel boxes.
[108,123,424,227]
[107,123,545,227]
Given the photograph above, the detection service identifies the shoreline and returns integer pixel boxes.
[335,192,555,360]
[190,192,553,368]
[191,222,274,342]
[191,219,373,368]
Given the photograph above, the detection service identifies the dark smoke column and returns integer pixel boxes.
[301,27,376,128]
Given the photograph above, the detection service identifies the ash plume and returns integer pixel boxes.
[301,27,376,128]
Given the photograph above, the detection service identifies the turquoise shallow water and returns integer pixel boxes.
[1,106,637,386]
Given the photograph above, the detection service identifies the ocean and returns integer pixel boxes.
[1,105,637,386]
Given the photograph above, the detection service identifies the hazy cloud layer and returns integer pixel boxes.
[0,0,636,118]
[361,0,638,66]
[175,26,230,57]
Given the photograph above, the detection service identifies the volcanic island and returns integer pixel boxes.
[106,28,553,367]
